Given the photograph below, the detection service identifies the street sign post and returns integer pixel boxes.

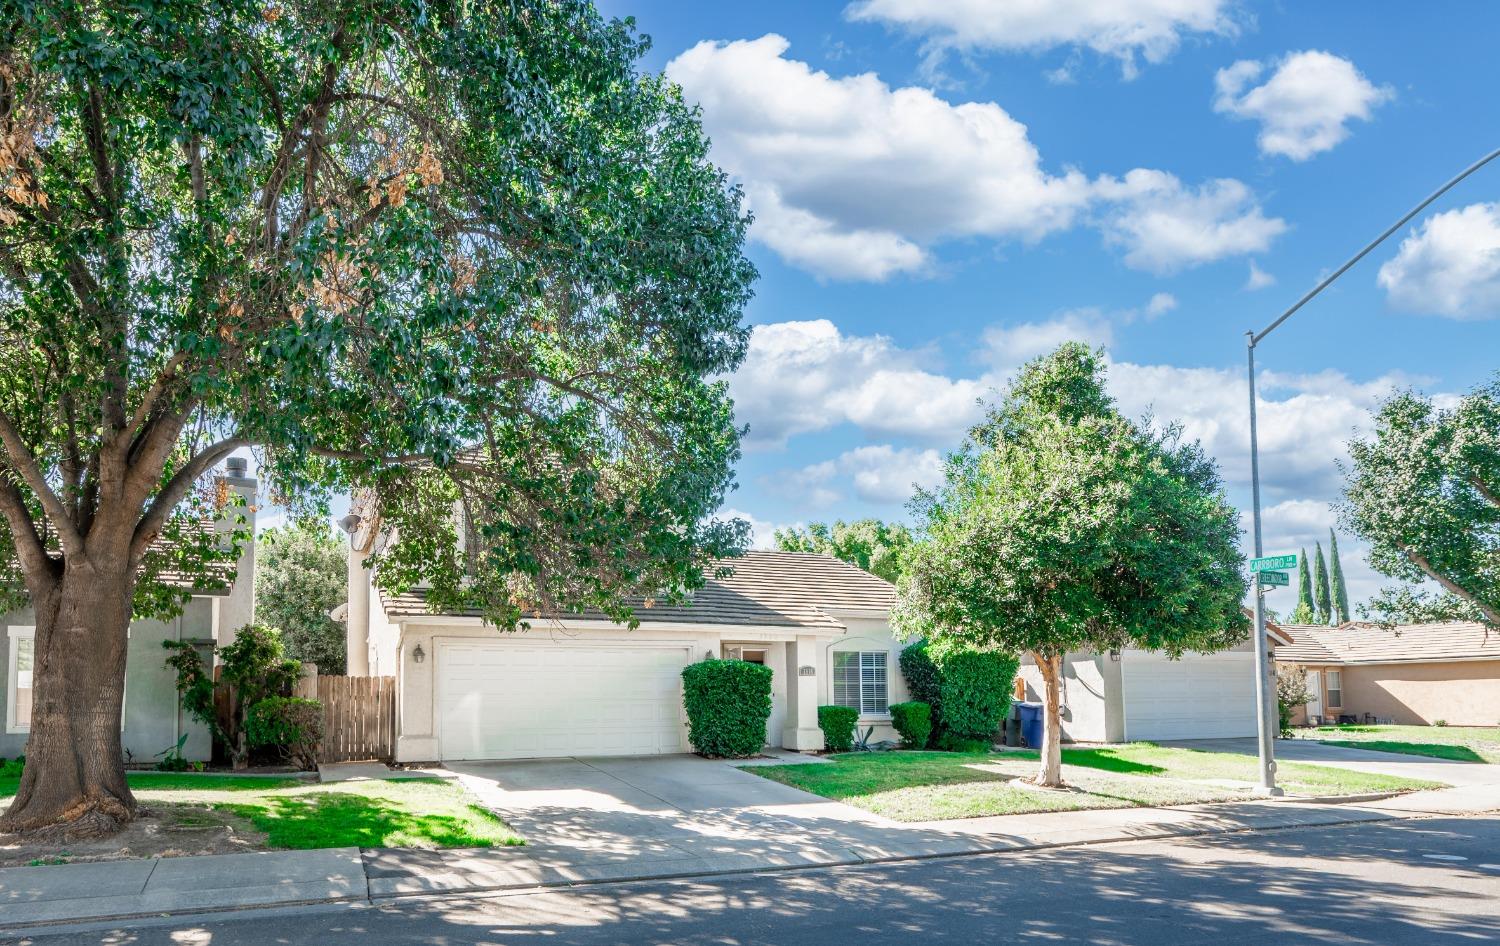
[1258,570,1289,588]
[1250,554,1297,573]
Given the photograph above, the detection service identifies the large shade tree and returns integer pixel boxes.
[894,345,1248,786]
[0,0,754,835]
[1341,379,1499,628]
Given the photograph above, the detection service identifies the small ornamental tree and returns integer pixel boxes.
[0,1,753,835]
[773,519,914,584]
[893,344,1248,787]
[1341,379,1499,630]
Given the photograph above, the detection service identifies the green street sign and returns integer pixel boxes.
[1250,554,1297,573]
[1258,570,1290,587]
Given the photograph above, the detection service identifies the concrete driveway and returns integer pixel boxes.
[1165,737,1500,788]
[443,754,962,868]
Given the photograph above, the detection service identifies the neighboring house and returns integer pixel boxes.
[1014,617,1293,743]
[1276,622,1500,727]
[0,460,257,764]
[342,507,909,760]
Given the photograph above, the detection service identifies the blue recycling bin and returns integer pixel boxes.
[1015,701,1044,749]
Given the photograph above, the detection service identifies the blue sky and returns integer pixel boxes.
[592,0,1500,609]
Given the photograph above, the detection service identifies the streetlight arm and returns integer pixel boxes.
[1252,145,1500,346]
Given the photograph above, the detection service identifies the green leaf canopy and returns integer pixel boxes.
[893,344,1249,660]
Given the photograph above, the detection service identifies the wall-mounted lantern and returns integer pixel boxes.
[412,643,426,664]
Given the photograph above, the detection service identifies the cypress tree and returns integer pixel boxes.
[1312,542,1332,625]
[1328,530,1350,625]
[1294,547,1315,623]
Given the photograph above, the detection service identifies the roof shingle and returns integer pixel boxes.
[1275,621,1499,665]
[380,549,897,630]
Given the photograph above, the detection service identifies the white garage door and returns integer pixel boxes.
[436,641,690,760]
[1120,650,1259,741]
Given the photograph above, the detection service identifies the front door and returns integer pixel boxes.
[1306,670,1323,722]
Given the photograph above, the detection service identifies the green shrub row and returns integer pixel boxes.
[682,659,773,758]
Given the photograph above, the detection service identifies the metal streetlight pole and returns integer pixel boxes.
[1244,145,1500,795]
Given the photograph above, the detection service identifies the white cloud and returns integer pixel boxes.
[1376,202,1500,319]
[1214,51,1392,161]
[982,310,1115,369]
[846,0,1237,80]
[1146,292,1178,317]
[1094,171,1288,274]
[668,35,1282,281]
[1245,260,1276,290]
[786,445,945,506]
[716,507,794,550]
[728,320,988,449]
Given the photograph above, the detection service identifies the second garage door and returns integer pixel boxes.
[436,641,690,760]
[1120,650,1258,741]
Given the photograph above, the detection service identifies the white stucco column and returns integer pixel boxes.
[345,543,371,676]
[782,635,825,752]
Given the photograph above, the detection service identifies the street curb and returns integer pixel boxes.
[1291,790,1403,804]
[0,894,370,936]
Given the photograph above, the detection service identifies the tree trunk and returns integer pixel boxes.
[1031,650,1065,788]
[0,560,136,838]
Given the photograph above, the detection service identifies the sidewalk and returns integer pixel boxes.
[4,781,1496,932]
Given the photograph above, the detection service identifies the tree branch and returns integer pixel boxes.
[0,407,84,556]
[130,437,249,566]
[1401,545,1500,628]
[1471,475,1500,512]
[0,468,54,584]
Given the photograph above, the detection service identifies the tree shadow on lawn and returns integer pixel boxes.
[1059,747,1167,776]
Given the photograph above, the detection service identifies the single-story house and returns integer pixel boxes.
[344,494,1294,758]
[1014,617,1293,743]
[0,460,257,764]
[1275,621,1500,726]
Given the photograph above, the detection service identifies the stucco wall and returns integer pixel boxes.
[1341,661,1500,726]
[1016,652,1123,743]
[1,597,217,762]
[390,615,913,761]
[824,616,913,745]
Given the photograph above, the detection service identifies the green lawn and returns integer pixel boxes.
[1309,724,1500,765]
[0,771,522,850]
[753,744,1443,822]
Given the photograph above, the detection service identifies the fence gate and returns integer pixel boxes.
[316,675,396,763]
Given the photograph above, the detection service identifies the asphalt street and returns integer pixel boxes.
[11,815,1500,945]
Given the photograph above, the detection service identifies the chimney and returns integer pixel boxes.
[342,506,372,676]
[215,455,258,647]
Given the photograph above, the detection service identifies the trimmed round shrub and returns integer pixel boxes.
[246,696,325,770]
[682,659,773,758]
[932,645,1019,742]
[888,701,932,749]
[817,705,859,753]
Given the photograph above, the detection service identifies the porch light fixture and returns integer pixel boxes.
[412,643,425,664]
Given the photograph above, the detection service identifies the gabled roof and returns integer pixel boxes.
[380,549,897,631]
[1275,621,1499,665]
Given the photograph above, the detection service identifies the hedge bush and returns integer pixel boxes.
[888,701,932,749]
[899,641,1018,748]
[246,696,325,770]
[681,659,773,758]
[817,705,859,753]
[898,642,943,746]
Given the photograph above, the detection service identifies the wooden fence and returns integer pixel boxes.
[314,675,397,763]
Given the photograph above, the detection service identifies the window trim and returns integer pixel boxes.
[6,625,35,735]
[832,650,891,719]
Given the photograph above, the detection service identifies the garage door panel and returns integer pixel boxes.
[1121,651,1257,741]
[436,642,690,760]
